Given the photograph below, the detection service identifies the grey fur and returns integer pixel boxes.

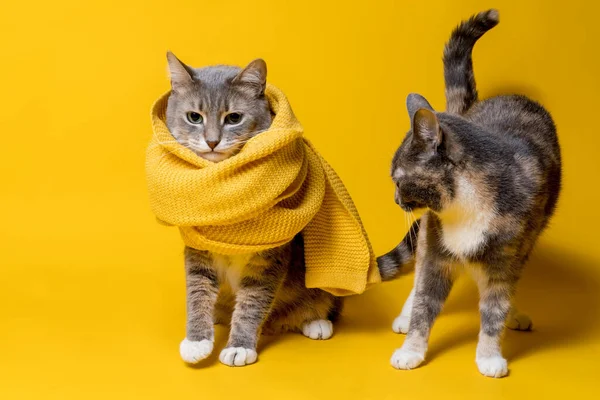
[166,53,271,163]
[165,55,341,366]
[385,10,561,377]
[444,9,499,114]
[377,220,419,281]
[406,93,434,120]
[184,239,342,365]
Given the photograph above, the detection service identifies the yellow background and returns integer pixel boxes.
[2,0,599,398]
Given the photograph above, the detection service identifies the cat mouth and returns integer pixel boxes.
[399,201,424,212]
[192,144,242,163]
[197,150,231,162]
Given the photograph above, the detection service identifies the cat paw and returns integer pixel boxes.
[506,312,532,331]
[476,356,508,378]
[302,319,333,340]
[392,315,410,334]
[390,348,425,370]
[180,338,213,364]
[219,347,258,367]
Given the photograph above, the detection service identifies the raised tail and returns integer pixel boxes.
[444,9,499,115]
[377,219,420,281]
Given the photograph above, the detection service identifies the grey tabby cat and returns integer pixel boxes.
[165,53,342,367]
[377,10,561,377]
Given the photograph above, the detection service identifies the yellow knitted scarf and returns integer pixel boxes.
[146,84,380,296]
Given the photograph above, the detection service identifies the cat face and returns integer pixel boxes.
[391,94,456,212]
[165,53,272,162]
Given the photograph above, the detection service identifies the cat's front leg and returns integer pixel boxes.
[219,256,285,367]
[180,247,219,364]
[391,253,454,370]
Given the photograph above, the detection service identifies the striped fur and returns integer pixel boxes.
[387,10,561,378]
[167,57,343,367]
[377,220,420,281]
[444,9,499,115]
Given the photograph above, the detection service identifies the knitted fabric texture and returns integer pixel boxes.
[146,84,380,296]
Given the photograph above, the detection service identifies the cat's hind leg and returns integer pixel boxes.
[264,290,341,340]
[302,319,334,340]
[392,287,415,334]
[475,273,517,378]
[505,305,532,331]
[301,295,342,340]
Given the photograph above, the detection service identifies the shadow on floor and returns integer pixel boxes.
[504,245,600,361]
[184,244,600,367]
[340,244,600,362]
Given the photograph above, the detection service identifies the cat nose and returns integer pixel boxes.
[206,140,220,150]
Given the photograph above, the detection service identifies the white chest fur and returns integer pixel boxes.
[436,175,495,257]
[212,254,253,292]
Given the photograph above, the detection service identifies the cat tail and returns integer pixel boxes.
[443,9,499,115]
[377,219,420,281]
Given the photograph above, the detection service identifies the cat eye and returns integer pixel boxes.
[224,113,243,125]
[186,112,203,124]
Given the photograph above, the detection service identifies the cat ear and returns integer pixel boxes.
[406,93,434,120]
[412,108,442,149]
[166,51,193,91]
[232,59,267,96]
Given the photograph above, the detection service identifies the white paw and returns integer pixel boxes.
[476,356,508,378]
[180,338,213,364]
[390,348,425,370]
[506,313,532,331]
[392,315,410,334]
[219,347,258,367]
[302,319,333,340]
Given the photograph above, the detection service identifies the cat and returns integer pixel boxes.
[377,9,561,378]
[165,53,342,367]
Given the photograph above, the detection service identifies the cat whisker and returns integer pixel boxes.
[235,128,283,141]
[148,140,180,149]
[156,145,185,165]
[405,211,414,252]
[411,211,421,230]
[409,211,418,245]
[414,212,420,233]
